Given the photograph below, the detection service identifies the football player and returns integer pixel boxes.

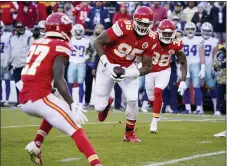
[145,19,187,133]
[94,6,157,142]
[19,13,101,166]
[200,22,219,115]
[0,21,12,107]
[182,22,205,115]
[67,24,93,108]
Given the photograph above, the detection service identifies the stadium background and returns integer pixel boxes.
[0,1,226,112]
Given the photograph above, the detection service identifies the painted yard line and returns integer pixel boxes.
[59,157,80,162]
[1,118,224,129]
[144,151,226,166]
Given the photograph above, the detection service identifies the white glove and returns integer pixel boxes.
[178,81,187,96]
[71,102,88,125]
[100,55,120,80]
[199,64,205,79]
[120,67,140,79]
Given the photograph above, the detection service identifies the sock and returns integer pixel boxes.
[5,80,10,101]
[126,119,136,132]
[34,119,53,148]
[67,83,74,96]
[0,81,2,101]
[165,105,171,112]
[212,98,217,112]
[194,88,202,106]
[152,88,163,118]
[78,83,84,104]
[210,89,217,112]
[196,106,201,111]
[184,88,190,104]
[185,104,191,111]
[72,128,100,166]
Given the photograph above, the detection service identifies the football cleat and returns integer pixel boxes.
[25,141,42,165]
[124,131,141,143]
[194,110,204,115]
[214,111,222,116]
[182,110,191,114]
[98,97,114,122]
[214,130,226,137]
[150,121,158,133]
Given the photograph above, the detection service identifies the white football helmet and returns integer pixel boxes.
[184,22,196,38]
[37,20,45,37]
[73,24,85,39]
[0,21,5,35]
[201,22,213,39]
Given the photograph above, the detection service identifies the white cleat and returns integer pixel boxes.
[150,118,158,133]
[140,107,148,113]
[25,141,42,165]
[214,130,226,137]
[214,111,222,116]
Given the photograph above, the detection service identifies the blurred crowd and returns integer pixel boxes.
[0,1,226,41]
[0,1,226,115]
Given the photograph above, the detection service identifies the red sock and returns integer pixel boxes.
[72,128,101,166]
[126,119,136,132]
[152,88,163,118]
[34,119,53,148]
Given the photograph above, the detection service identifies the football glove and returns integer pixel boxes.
[199,64,205,79]
[71,102,88,125]
[178,81,187,96]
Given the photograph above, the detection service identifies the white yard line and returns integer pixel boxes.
[1,118,224,129]
[144,151,226,166]
[59,157,80,162]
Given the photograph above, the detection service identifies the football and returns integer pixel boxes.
[113,66,125,78]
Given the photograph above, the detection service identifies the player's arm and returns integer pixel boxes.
[53,56,73,106]
[94,31,113,57]
[139,54,153,76]
[199,43,206,78]
[175,51,187,81]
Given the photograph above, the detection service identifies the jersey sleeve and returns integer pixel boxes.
[106,20,130,41]
[55,41,72,60]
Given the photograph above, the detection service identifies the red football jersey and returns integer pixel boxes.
[19,38,71,104]
[105,20,157,67]
[151,33,184,72]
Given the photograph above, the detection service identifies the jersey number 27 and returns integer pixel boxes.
[21,45,49,75]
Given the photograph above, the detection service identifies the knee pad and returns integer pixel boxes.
[125,100,138,120]
[154,88,163,102]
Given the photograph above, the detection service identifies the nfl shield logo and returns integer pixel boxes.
[142,42,148,49]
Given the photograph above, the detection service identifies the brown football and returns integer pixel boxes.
[113,66,125,78]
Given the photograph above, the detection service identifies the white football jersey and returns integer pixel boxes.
[182,36,204,64]
[0,32,12,66]
[69,37,90,64]
[203,37,219,65]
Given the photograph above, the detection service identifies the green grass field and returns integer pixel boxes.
[1,108,226,166]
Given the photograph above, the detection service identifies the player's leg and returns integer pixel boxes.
[95,62,114,121]
[119,75,140,142]
[204,66,217,114]
[169,70,178,113]
[216,83,225,116]
[84,66,93,107]
[77,63,86,107]
[67,62,77,96]
[150,68,171,132]
[183,64,192,114]
[3,70,11,106]
[191,64,203,114]
[145,72,156,102]
[21,94,101,166]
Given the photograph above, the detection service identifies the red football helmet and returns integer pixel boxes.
[158,19,176,44]
[132,6,154,36]
[45,12,73,41]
